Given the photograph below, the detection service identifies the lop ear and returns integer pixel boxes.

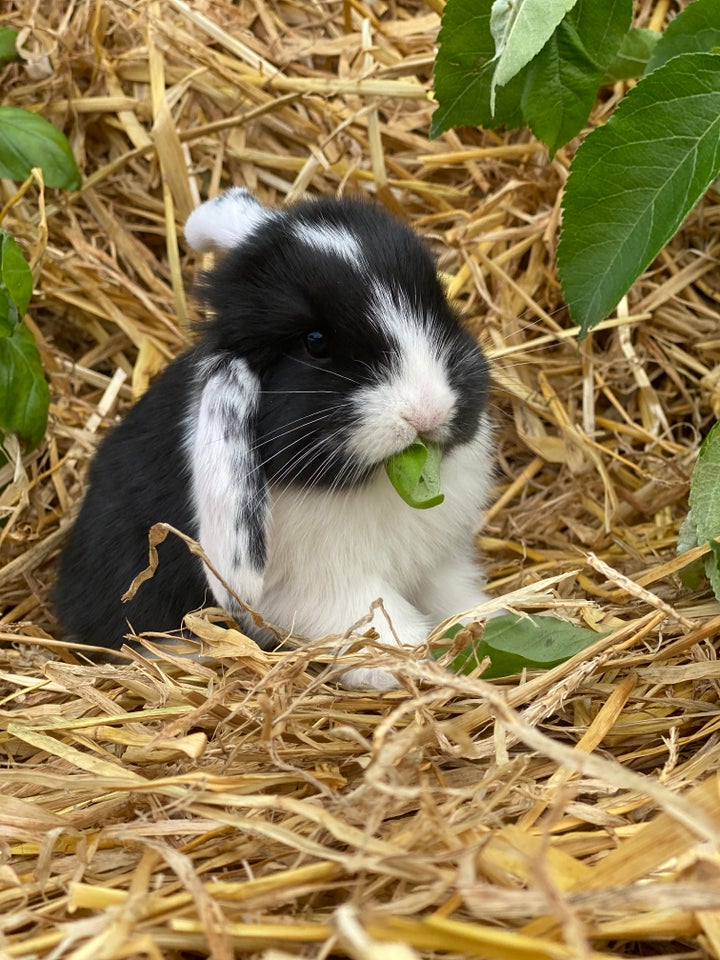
[184,187,274,252]
[187,356,269,619]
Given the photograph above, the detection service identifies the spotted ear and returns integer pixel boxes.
[184,187,275,252]
[187,356,270,620]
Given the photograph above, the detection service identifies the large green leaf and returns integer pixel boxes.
[0,320,49,448]
[0,290,18,337]
[522,0,631,156]
[0,230,33,319]
[434,614,605,679]
[558,52,720,336]
[678,421,720,600]
[489,0,579,110]
[431,0,526,137]
[647,0,720,73]
[0,106,81,190]
[602,28,660,83]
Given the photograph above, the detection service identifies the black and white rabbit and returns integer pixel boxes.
[54,188,494,689]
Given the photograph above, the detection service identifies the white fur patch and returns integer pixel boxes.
[292,222,364,262]
[345,281,457,465]
[260,417,495,687]
[187,356,268,614]
[185,187,274,252]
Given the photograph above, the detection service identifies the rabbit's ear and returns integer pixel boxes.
[186,355,269,617]
[185,187,275,252]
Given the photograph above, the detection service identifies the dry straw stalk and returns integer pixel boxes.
[2,0,720,957]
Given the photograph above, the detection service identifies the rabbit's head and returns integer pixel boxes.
[185,189,490,491]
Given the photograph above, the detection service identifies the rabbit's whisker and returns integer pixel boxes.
[286,355,360,385]
[251,410,339,457]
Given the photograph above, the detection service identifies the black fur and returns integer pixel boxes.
[54,353,209,648]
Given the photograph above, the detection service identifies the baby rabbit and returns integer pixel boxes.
[54,189,494,689]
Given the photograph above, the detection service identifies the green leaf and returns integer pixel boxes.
[385,440,445,509]
[0,106,81,190]
[679,556,706,591]
[677,420,720,599]
[648,0,720,73]
[709,540,720,593]
[489,0,579,111]
[0,289,19,337]
[602,28,660,83]
[677,509,705,589]
[433,614,605,679]
[677,507,701,556]
[557,52,720,337]
[0,230,33,318]
[0,27,19,63]
[521,0,631,156]
[431,0,526,138]
[0,320,49,448]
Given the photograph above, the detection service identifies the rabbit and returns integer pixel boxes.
[54,188,494,690]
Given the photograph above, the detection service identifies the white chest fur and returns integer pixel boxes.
[260,416,494,644]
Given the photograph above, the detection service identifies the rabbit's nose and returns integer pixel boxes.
[401,399,454,435]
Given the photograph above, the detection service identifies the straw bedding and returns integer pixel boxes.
[2,0,720,956]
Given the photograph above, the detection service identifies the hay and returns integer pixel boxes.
[2,0,720,957]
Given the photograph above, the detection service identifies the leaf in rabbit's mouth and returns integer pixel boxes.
[384,440,444,509]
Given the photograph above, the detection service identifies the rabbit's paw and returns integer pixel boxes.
[335,664,403,692]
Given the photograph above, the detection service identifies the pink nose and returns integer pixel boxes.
[402,402,452,435]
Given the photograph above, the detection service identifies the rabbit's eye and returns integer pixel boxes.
[304,330,330,359]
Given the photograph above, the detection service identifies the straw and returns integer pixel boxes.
[2,0,720,957]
